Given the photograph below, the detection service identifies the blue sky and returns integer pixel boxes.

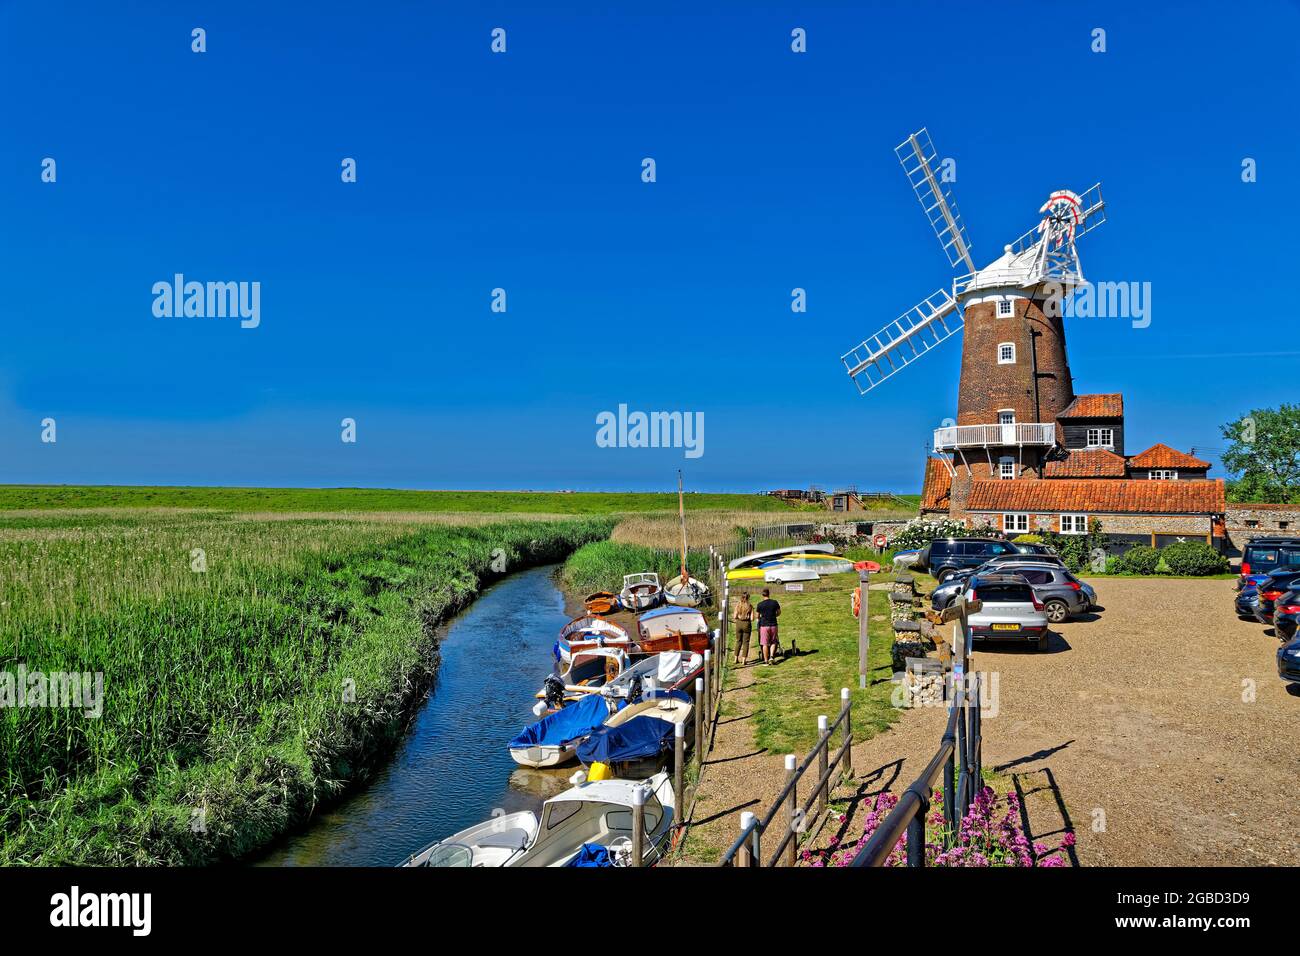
[2,0,1296,493]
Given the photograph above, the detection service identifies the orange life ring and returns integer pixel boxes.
[851,587,861,618]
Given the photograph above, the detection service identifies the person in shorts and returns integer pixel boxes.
[731,591,754,665]
[756,588,782,665]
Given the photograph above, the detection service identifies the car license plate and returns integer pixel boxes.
[991,623,1018,631]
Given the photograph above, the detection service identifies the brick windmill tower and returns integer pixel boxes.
[841,129,1106,511]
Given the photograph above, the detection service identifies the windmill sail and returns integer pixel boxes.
[896,129,976,273]
[841,288,962,395]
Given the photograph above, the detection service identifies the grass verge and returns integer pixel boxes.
[0,516,613,865]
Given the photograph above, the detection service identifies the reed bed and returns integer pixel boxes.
[0,511,613,865]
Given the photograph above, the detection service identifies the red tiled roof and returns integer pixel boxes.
[966,478,1225,515]
[919,457,952,512]
[1128,443,1211,470]
[1042,449,1128,478]
[1058,393,1124,418]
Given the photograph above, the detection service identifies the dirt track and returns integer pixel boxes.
[685,577,1300,866]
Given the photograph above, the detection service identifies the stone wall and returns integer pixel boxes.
[1224,504,1300,556]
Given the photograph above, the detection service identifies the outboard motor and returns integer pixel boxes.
[542,674,567,711]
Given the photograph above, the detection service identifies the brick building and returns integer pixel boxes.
[919,289,1226,549]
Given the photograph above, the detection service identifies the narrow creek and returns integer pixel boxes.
[256,563,576,866]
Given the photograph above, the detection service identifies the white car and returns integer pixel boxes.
[963,574,1051,652]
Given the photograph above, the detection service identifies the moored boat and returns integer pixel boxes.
[400,811,540,867]
[578,692,693,779]
[583,591,622,615]
[636,606,712,655]
[508,691,611,768]
[506,772,677,867]
[619,572,663,611]
[554,615,632,665]
[535,646,630,712]
[600,649,704,702]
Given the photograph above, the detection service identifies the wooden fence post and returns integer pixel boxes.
[737,811,755,867]
[841,687,853,778]
[783,754,798,867]
[816,714,829,820]
[673,722,685,816]
[694,677,705,760]
[631,785,646,867]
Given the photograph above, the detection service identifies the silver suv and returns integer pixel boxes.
[962,574,1051,651]
[933,562,1096,623]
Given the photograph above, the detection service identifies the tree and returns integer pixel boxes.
[1221,404,1300,502]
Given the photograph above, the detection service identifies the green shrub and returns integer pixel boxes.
[1119,545,1159,575]
[890,517,998,551]
[1041,519,1110,573]
[1104,555,1122,574]
[1012,534,1044,545]
[1160,541,1230,576]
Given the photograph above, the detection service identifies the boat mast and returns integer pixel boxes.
[677,470,688,584]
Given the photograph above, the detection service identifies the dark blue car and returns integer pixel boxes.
[1254,571,1300,626]
[1272,589,1300,642]
[1277,635,1300,686]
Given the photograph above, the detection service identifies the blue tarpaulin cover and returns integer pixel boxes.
[565,843,613,867]
[576,715,674,765]
[509,693,608,749]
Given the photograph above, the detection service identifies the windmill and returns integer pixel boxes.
[840,128,1106,399]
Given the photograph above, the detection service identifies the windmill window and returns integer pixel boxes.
[997,299,1014,317]
[998,410,1016,425]
[997,342,1016,364]
[998,457,1016,480]
[1085,428,1114,449]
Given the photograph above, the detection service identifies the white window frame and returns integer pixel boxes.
[997,342,1016,365]
[1003,513,1030,533]
[998,457,1016,480]
[1147,469,1178,480]
[997,298,1014,318]
[997,409,1016,425]
[1085,427,1114,449]
[1060,513,1088,535]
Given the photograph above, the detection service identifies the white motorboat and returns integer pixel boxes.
[763,567,820,583]
[727,542,835,571]
[534,646,631,714]
[400,811,540,867]
[619,572,664,611]
[506,772,677,867]
[600,649,704,703]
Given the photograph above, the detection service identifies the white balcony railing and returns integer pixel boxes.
[933,422,1056,453]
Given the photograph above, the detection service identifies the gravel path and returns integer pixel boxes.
[683,577,1300,866]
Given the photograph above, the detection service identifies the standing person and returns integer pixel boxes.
[731,591,754,665]
[756,588,782,665]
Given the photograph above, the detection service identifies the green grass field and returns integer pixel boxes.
[0,511,612,865]
[0,485,799,514]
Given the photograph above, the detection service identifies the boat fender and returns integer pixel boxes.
[569,768,589,785]
[851,587,861,618]
[586,762,611,782]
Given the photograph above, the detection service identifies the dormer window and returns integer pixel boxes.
[997,342,1016,364]
[1086,427,1114,449]
[997,299,1014,317]
[1148,469,1178,480]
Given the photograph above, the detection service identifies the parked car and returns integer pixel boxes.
[919,538,1018,582]
[1277,634,1300,686]
[1011,542,1058,558]
[1273,589,1300,642]
[1253,571,1300,626]
[963,574,1051,651]
[1239,538,1300,580]
[932,563,1095,623]
[1236,582,1262,620]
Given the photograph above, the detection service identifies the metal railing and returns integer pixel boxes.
[932,422,1055,452]
[716,690,854,867]
[850,597,985,867]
